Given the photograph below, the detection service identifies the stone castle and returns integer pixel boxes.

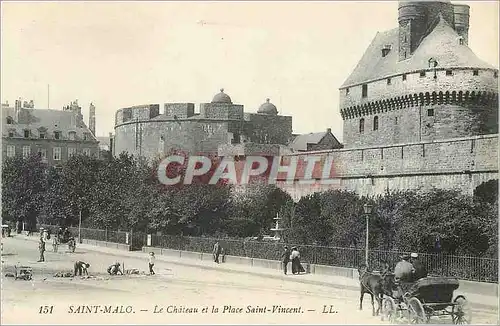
[277,0,498,200]
[113,89,294,159]
[113,0,498,200]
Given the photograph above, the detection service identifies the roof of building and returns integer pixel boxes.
[211,88,232,104]
[289,130,333,151]
[341,15,497,88]
[2,106,97,142]
[96,136,110,148]
[257,98,278,115]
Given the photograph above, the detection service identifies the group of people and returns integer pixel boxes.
[281,246,305,275]
[394,252,428,282]
[72,252,157,277]
[212,241,225,264]
[392,252,428,298]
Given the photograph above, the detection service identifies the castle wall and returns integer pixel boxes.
[276,134,498,198]
[242,114,293,145]
[114,119,232,159]
[164,103,195,119]
[200,103,244,120]
[340,68,498,147]
[279,172,498,200]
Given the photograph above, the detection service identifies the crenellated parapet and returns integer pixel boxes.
[341,90,498,119]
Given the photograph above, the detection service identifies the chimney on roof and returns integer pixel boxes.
[89,102,96,136]
[327,128,332,134]
[15,97,22,122]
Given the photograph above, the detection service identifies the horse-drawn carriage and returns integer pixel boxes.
[56,229,76,252]
[381,276,471,324]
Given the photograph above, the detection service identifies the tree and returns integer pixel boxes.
[320,190,365,247]
[2,155,48,230]
[287,193,323,244]
[41,166,70,226]
[60,155,102,227]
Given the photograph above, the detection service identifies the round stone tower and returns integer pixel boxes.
[453,4,470,45]
[398,1,428,61]
[339,1,499,148]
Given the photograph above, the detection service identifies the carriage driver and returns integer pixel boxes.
[393,254,415,298]
[410,252,428,281]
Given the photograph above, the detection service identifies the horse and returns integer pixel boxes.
[358,264,384,316]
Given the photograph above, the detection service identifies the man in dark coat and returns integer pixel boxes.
[37,238,46,262]
[281,246,291,275]
[410,253,428,281]
[213,241,221,264]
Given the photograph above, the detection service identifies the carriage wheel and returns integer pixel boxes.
[452,295,471,324]
[381,297,397,323]
[407,297,427,324]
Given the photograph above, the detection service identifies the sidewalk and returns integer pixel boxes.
[14,234,498,311]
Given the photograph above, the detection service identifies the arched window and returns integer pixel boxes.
[6,116,13,124]
[373,116,379,131]
[359,118,365,133]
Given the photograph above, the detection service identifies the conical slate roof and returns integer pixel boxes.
[340,15,496,88]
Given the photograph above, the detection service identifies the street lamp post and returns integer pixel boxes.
[363,203,373,267]
[78,209,82,244]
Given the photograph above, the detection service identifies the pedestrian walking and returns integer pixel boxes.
[38,238,46,262]
[148,252,156,275]
[281,246,291,275]
[52,235,58,252]
[213,241,221,264]
[290,247,305,274]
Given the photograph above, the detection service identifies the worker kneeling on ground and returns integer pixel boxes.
[74,261,90,276]
[107,262,123,275]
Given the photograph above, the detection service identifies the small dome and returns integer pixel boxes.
[257,98,278,115]
[211,88,232,104]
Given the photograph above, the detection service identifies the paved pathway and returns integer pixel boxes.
[14,233,498,312]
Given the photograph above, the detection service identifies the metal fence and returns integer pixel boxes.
[150,234,498,283]
[35,225,498,283]
[38,224,128,244]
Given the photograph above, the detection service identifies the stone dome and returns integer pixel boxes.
[257,98,278,115]
[211,88,232,104]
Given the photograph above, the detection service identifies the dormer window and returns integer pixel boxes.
[83,133,89,141]
[446,70,453,76]
[6,116,13,124]
[420,71,426,77]
[381,45,391,57]
[362,84,368,98]
[69,131,76,141]
[387,78,391,85]
[458,36,464,45]
[402,74,407,81]
[345,88,350,95]
[54,131,61,140]
[494,71,498,78]
[24,129,30,138]
[473,70,479,76]
[39,132,45,139]
[8,130,14,138]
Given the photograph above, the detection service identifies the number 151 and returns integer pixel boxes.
[39,305,54,314]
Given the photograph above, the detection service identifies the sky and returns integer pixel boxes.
[1,1,499,140]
